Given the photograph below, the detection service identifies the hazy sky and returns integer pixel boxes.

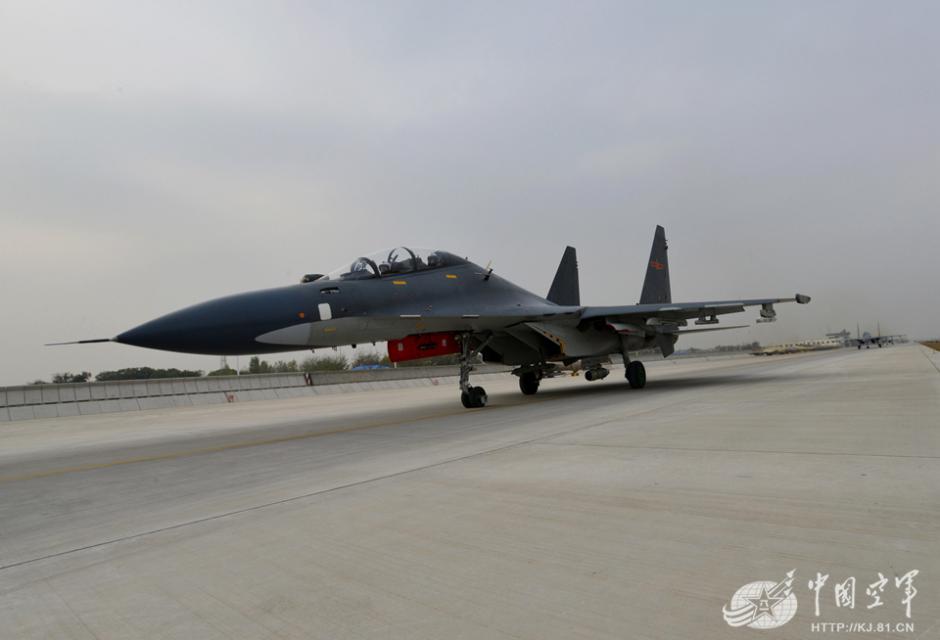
[2,1,938,386]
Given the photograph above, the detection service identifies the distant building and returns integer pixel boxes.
[752,337,844,356]
[826,329,852,347]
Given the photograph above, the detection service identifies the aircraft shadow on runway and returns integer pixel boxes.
[499,369,834,404]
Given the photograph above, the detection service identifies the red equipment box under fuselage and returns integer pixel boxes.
[388,332,460,363]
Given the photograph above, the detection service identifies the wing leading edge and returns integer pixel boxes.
[581,294,811,325]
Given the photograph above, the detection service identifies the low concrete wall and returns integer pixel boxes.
[0,365,511,422]
[0,353,758,423]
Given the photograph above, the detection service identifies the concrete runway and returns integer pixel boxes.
[1,346,938,639]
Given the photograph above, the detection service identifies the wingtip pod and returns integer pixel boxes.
[795,293,811,304]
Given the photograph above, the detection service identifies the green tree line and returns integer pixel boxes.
[28,350,474,385]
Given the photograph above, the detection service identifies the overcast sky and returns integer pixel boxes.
[1,1,938,385]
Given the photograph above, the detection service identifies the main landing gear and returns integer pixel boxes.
[625,360,646,389]
[519,371,540,395]
[458,333,490,408]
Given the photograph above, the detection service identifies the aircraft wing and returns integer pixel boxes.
[580,294,811,325]
[379,294,808,337]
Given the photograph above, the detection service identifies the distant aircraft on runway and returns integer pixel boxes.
[52,227,811,408]
[851,323,904,349]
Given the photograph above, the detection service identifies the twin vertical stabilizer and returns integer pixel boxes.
[547,246,580,306]
[548,226,671,309]
[640,225,671,305]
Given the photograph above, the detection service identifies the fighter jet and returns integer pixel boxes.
[56,226,810,408]
[851,323,903,349]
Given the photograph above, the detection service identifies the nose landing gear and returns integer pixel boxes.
[461,386,488,408]
[458,333,490,408]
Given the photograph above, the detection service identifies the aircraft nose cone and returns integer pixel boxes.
[114,320,177,351]
[114,304,249,355]
[114,287,307,355]
[114,310,218,353]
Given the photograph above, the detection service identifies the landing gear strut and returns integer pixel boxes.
[625,360,646,389]
[458,333,489,408]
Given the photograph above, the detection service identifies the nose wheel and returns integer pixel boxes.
[461,386,488,408]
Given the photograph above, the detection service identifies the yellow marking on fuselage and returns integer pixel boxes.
[323,326,337,333]
[445,274,458,279]
[392,280,407,285]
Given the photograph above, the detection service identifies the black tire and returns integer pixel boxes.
[461,386,488,408]
[519,373,540,395]
[626,361,646,389]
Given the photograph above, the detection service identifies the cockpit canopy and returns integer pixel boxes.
[318,247,467,282]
